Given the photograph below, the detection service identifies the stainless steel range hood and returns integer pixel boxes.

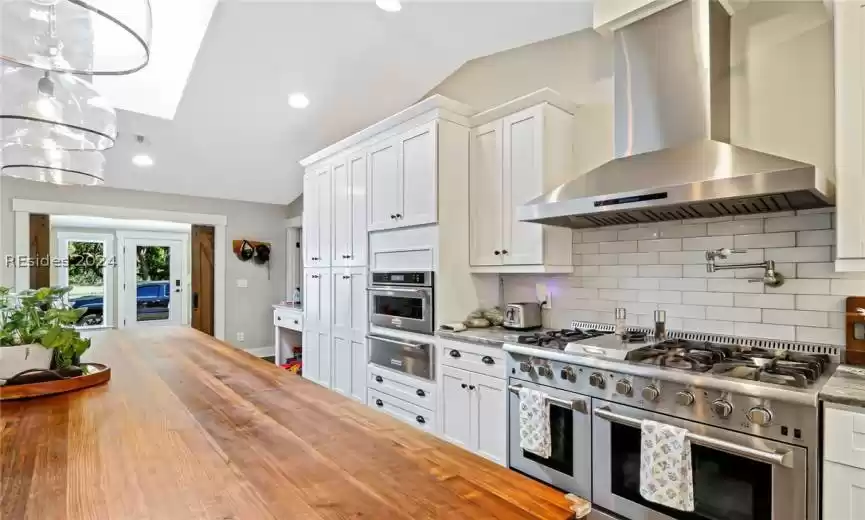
[518,0,834,229]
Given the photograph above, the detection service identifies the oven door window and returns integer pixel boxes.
[523,403,573,476]
[610,423,772,520]
[373,294,423,320]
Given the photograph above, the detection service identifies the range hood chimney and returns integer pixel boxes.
[518,0,834,229]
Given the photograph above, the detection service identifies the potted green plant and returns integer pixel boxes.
[0,286,91,379]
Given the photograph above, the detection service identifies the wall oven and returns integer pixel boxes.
[507,378,592,499]
[368,271,433,335]
[368,333,434,380]
[591,399,807,520]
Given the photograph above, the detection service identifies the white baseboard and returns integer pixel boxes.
[243,346,273,358]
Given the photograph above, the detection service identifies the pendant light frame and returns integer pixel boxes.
[0,145,106,185]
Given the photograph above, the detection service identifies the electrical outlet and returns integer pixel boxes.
[236,332,245,342]
[535,283,552,310]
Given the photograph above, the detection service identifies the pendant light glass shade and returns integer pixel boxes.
[0,63,117,150]
[0,0,152,76]
[0,144,105,185]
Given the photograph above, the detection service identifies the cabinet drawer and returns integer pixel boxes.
[825,406,865,469]
[274,307,303,331]
[368,364,436,411]
[439,338,506,379]
[368,389,436,434]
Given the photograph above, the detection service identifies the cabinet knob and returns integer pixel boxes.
[502,250,509,255]
[277,317,281,321]
[494,250,501,256]
[482,356,494,365]
[375,399,383,407]
[375,375,384,383]
[416,389,426,397]
[396,213,402,219]
[449,350,461,358]
[469,385,475,390]
[416,415,426,424]
[390,215,396,219]
[461,383,467,389]
[293,320,298,324]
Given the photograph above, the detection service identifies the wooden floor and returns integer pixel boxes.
[0,327,577,520]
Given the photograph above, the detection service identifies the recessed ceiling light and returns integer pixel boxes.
[376,0,402,13]
[288,93,310,109]
[132,154,154,167]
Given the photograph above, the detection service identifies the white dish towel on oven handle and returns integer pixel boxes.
[639,419,695,512]
[518,387,551,458]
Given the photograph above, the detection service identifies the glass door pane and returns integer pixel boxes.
[57,233,114,328]
[134,245,171,322]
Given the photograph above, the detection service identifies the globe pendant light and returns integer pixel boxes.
[1,144,105,185]
[0,0,152,76]
[0,62,117,150]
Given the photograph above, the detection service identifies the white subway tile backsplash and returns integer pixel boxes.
[682,319,735,335]
[582,229,619,243]
[583,277,619,289]
[600,241,638,254]
[706,306,761,323]
[683,292,734,306]
[829,312,845,329]
[599,265,639,277]
[796,326,845,345]
[765,214,831,233]
[638,239,682,252]
[663,304,707,319]
[584,254,619,266]
[572,231,582,244]
[662,278,707,291]
[572,254,583,266]
[734,293,795,309]
[619,252,660,265]
[660,251,710,265]
[638,291,682,304]
[735,322,795,341]
[618,227,661,241]
[639,314,684,330]
[599,289,639,301]
[797,207,835,215]
[736,211,794,220]
[640,265,683,278]
[573,242,600,254]
[573,266,600,277]
[795,295,845,312]
[618,301,659,315]
[762,309,828,328]
[734,264,795,279]
[682,236,734,251]
[734,233,795,249]
[619,277,661,290]
[830,279,865,296]
[707,219,763,235]
[564,299,618,312]
[659,223,708,238]
[765,247,831,263]
[683,264,734,278]
[797,230,834,247]
[562,287,599,300]
[707,279,764,294]
[768,279,831,295]
[797,262,865,279]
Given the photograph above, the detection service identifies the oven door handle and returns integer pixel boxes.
[367,287,428,295]
[593,407,795,468]
[508,384,588,415]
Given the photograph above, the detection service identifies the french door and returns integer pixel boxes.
[121,236,187,328]
[56,231,116,328]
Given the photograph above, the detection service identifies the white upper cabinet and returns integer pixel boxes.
[468,93,577,274]
[834,1,865,271]
[303,165,331,267]
[332,152,367,267]
[367,138,401,231]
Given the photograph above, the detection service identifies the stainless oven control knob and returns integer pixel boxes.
[747,407,773,426]
[641,385,660,402]
[615,380,632,397]
[675,391,695,407]
[519,362,533,374]
[537,365,553,378]
[560,366,576,381]
[711,399,733,418]
[589,372,605,389]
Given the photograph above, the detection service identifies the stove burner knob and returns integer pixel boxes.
[641,385,660,402]
[711,399,733,418]
[615,380,633,397]
[537,365,553,378]
[589,372,606,389]
[675,391,695,407]
[519,362,533,374]
[560,366,576,381]
[747,407,773,427]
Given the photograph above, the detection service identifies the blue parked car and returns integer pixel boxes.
[71,281,171,326]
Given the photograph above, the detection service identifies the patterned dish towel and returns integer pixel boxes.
[518,387,551,458]
[639,420,695,512]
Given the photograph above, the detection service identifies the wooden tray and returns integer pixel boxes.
[0,364,111,400]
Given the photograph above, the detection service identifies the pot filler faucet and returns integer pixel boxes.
[705,249,784,287]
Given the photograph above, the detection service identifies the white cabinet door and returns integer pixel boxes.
[317,166,332,268]
[347,152,367,266]
[331,269,366,401]
[469,120,504,266]
[399,121,438,229]
[331,336,351,397]
[302,171,319,267]
[331,271,351,337]
[317,331,331,388]
[824,461,865,520]
[331,159,350,267]
[367,138,401,231]
[302,328,319,383]
[350,339,367,402]
[303,269,321,326]
[440,365,472,450]
[470,373,507,465]
[502,107,544,266]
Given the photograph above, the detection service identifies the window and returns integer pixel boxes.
[137,284,161,298]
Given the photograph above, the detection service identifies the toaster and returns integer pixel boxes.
[503,302,542,330]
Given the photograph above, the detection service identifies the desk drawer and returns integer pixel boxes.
[368,389,436,434]
[274,308,303,331]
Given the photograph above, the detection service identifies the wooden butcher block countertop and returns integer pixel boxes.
[0,327,579,520]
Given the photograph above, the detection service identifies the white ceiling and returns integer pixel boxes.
[101,1,593,205]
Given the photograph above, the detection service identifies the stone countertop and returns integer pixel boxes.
[273,303,303,312]
[820,365,865,407]
[436,327,551,348]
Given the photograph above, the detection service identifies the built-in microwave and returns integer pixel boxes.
[368,271,433,335]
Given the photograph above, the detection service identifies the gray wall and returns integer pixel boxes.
[1,177,289,351]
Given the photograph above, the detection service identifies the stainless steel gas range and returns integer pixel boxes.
[504,322,839,520]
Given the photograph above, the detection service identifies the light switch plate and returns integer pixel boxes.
[536,283,552,310]
[236,279,248,288]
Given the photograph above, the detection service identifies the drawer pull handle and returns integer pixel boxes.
[482,356,494,365]
[375,399,383,407]
[416,415,425,424]
[461,383,467,389]
[469,385,476,390]
[294,320,299,324]
[277,317,281,321]
[375,375,384,383]
[416,389,425,397]
[449,350,461,358]
[494,250,501,256]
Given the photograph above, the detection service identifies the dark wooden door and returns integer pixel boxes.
[191,225,215,335]
[29,214,50,289]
